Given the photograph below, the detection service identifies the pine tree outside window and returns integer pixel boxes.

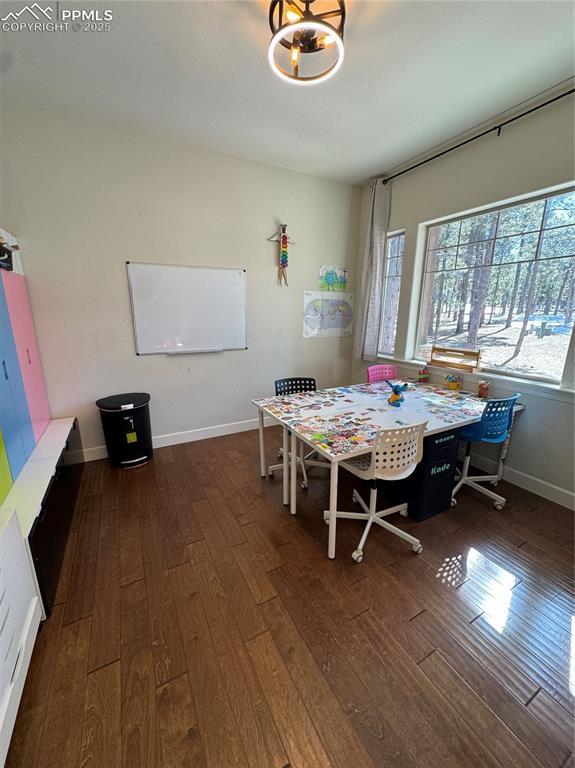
[378,232,404,357]
[417,190,575,382]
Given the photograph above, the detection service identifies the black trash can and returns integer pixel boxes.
[96,392,153,468]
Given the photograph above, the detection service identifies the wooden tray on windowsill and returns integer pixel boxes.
[429,345,481,373]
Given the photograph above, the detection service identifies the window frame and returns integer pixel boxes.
[377,229,405,358]
[411,185,575,386]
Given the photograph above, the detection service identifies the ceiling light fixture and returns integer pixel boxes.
[268,1,346,86]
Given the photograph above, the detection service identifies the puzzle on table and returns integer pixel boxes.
[255,382,486,459]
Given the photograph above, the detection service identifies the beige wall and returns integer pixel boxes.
[353,96,575,507]
[2,104,360,458]
[3,98,573,506]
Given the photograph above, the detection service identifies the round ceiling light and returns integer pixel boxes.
[268,1,346,86]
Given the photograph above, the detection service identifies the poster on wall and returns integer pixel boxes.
[303,291,353,338]
[0,228,23,274]
[318,264,348,292]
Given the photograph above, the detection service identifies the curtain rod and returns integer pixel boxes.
[381,88,575,186]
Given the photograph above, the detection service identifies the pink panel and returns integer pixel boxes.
[366,364,398,384]
[1,272,50,441]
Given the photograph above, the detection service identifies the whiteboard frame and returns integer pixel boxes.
[126,261,248,355]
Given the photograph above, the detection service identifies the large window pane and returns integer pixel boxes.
[497,199,545,237]
[492,232,539,264]
[428,221,460,249]
[539,225,575,259]
[544,192,575,228]
[456,241,493,269]
[459,212,498,244]
[428,247,457,272]
[378,233,405,356]
[417,191,575,382]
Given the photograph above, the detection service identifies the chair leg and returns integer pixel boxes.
[452,446,472,495]
[374,518,422,552]
[354,518,375,560]
[350,484,422,562]
[269,444,327,481]
[452,442,507,510]
[268,445,307,480]
[452,477,466,497]
[304,448,329,470]
[352,488,370,515]
[466,479,506,509]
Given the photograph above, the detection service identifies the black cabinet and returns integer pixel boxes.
[28,460,83,616]
[379,428,459,521]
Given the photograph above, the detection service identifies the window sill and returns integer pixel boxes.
[377,356,575,404]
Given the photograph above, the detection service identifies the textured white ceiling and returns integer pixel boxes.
[1,0,573,182]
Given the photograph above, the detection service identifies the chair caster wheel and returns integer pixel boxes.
[352,550,363,563]
[268,469,274,477]
[277,449,283,459]
[301,481,308,490]
[323,511,330,524]
[399,506,408,517]
[450,498,457,507]
[490,480,499,487]
[494,502,505,511]
[412,544,423,554]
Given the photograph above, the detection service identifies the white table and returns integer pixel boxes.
[253,381,519,558]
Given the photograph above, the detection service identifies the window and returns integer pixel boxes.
[378,232,404,356]
[417,190,575,382]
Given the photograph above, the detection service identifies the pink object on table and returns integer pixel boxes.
[1,272,50,441]
[478,380,491,399]
[366,364,398,384]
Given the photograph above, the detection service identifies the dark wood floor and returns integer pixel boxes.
[7,426,574,767]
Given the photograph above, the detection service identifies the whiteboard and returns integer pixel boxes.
[127,262,247,355]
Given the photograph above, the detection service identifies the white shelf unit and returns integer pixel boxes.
[0,417,77,766]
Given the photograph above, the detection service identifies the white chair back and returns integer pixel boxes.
[373,421,427,481]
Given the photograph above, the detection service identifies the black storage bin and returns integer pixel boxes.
[28,461,84,615]
[380,428,459,521]
[96,392,153,468]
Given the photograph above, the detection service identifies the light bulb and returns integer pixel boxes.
[268,19,345,85]
[285,4,302,22]
[317,32,336,47]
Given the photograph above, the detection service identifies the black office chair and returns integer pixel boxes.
[267,377,328,488]
[275,377,317,396]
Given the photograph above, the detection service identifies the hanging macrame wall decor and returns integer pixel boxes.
[267,223,295,286]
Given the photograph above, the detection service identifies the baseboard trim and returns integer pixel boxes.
[153,416,274,448]
[70,417,574,510]
[68,415,275,465]
[469,452,574,511]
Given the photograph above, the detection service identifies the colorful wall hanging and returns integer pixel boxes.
[267,224,295,287]
[318,265,348,292]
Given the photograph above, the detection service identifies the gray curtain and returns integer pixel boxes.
[354,179,392,360]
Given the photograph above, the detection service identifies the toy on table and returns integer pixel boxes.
[444,374,463,391]
[418,364,429,383]
[267,223,295,287]
[478,380,491,399]
[386,380,408,407]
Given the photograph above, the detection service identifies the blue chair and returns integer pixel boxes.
[452,394,520,511]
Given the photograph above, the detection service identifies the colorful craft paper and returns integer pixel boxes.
[254,381,485,460]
